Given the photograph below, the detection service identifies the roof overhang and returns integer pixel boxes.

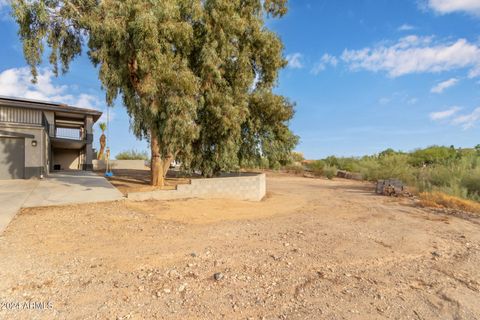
[0,96,103,122]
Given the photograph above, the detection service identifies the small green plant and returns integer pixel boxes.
[306,160,325,176]
[99,122,107,133]
[116,149,149,160]
[323,165,337,179]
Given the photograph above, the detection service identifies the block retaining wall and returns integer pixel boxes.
[127,173,266,202]
[93,159,148,170]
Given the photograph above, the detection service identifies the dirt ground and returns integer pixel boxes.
[1,173,479,319]
[98,169,192,195]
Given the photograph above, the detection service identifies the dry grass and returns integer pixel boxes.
[418,191,480,214]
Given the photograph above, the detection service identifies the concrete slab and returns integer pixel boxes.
[0,179,38,233]
[23,171,124,208]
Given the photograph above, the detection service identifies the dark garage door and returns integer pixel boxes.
[0,137,25,179]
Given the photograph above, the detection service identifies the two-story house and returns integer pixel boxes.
[0,96,102,179]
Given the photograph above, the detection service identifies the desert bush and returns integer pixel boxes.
[425,166,455,188]
[270,161,282,170]
[116,149,149,160]
[284,163,305,175]
[324,156,339,167]
[461,173,480,201]
[323,165,337,179]
[356,154,416,185]
[409,146,458,167]
[306,160,325,176]
[378,148,401,157]
[302,145,480,206]
[335,157,361,172]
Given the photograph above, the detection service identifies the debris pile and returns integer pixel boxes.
[376,179,405,196]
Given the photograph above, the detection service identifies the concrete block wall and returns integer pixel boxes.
[128,173,266,202]
[92,159,149,171]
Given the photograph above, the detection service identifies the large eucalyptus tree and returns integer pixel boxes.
[12,0,297,185]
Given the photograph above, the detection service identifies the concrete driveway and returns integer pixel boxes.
[0,179,38,233]
[0,171,124,233]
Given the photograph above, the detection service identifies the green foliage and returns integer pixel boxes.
[378,148,401,157]
[305,160,325,176]
[12,0,297,178]
[363,154,416,185]
[313,145,480,202]
[323,165,337,180]
[408,146,457,167]
[291,151,305,163]
[461,173,480,201]
[98,122,107,133]
[116,149,149,161]
[324,156,339,167]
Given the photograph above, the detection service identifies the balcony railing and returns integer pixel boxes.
[42,115,85,141]
[54,127,85,140]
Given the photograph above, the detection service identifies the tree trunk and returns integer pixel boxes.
[98,133,106,160]
[162,153,176,178]
[150,130,164,186]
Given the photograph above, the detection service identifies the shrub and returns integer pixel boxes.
[306,160,325,176]
[324,156,339,167]
[323,165,337,179]
[284,163,304,175]
[303,145,480,206]
[335,157,359,172]
[461,173,480,201]
[409,146,458,167]
[425,166,454,188]
[356,154,415,184]
[116,149,149,160]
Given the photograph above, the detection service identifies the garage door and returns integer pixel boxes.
[0,137,25,179]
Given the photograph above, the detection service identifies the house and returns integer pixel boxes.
[0,96,102,179]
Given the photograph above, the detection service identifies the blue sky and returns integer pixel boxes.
[1,0,480,159]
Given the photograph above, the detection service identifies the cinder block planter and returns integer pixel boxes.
[93,160,148,170]
[127,173,266,202]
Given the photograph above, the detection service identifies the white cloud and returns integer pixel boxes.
[431,78,459,93]
[429,106,461,120]
[427,0,480,16]
[0,0,9,8]
[378,97,391,105]
[452,107,480,129]
[285,53,303,69]
[398,24,415,31]
[341,35,480,78]
[430,105,480,129]
[407,97,418,105]
[311,53,338,75]
[0,67,103,110]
